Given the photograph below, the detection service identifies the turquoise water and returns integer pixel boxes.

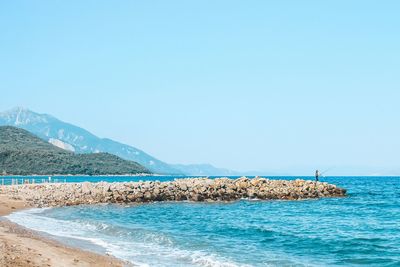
[6,176,400,266]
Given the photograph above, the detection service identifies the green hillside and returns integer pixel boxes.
[0,126,150,175]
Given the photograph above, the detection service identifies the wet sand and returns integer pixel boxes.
[0,195,127,267]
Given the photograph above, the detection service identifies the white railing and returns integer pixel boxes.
[1,177,67,186]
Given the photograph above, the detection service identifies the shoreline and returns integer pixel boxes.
[0,195,128,267]
[0,177,346,266]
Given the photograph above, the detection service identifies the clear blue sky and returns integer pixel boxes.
[1,1,399,175]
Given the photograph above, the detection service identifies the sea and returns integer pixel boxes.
[5,176,400,267]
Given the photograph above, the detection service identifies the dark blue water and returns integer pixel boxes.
[7,176,400,266]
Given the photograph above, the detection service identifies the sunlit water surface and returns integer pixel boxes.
[6,176,400,266]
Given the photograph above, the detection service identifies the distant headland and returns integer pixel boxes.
[0,126,150,176]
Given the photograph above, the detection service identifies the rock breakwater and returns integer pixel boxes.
[0,177,346,207]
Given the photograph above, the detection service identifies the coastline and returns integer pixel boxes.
[0,177,346,266]
[0,195,128,267]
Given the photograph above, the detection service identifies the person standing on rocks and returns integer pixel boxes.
[315,170,320,182]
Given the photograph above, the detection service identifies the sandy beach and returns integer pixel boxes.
[0,195,127,267]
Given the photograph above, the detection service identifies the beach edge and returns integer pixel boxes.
[0,195,129,267]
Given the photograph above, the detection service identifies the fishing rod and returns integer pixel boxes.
[319,167,335,177]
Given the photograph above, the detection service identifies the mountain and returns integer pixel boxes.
[0,126,150,175]
[0,107,251,176]
[171,163,241,176]
[0,107,182,175]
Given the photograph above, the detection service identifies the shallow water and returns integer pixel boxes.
[6,176,400,266]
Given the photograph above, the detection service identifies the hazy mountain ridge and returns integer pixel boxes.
[0,107,182,175]
[0,107,253,176]
[171,163,241,176]
[0,126,150,175]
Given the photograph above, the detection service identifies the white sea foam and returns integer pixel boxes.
[6,208,246,267]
